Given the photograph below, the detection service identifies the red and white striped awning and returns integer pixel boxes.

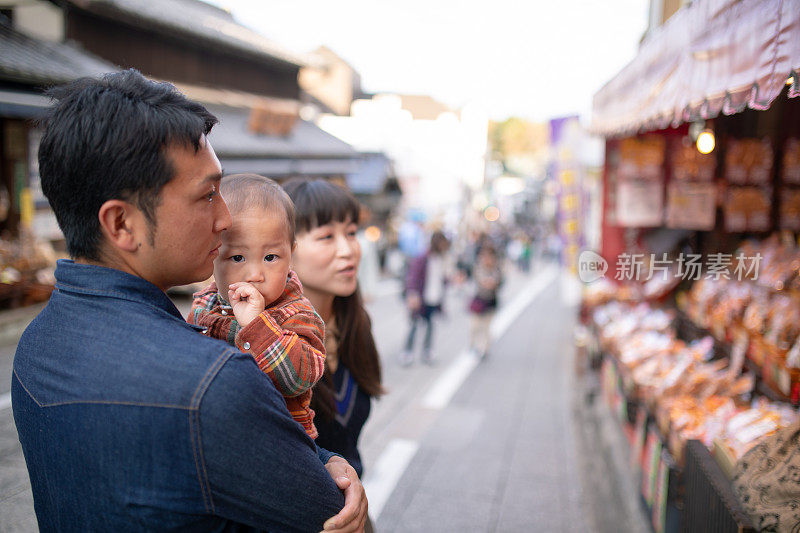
[592,0,800,137]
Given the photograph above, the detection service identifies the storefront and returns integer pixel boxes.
[0,18,116,308]
[587,1,800,531]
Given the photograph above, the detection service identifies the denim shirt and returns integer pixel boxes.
[12,260,344,532]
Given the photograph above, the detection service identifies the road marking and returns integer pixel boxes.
[369,266,558,520]
[559,271,583,307]
[422,265,557,410]
[0,392,11,411]
[490,265,558,338]
[362,438,419,520]
[421,349,478,409]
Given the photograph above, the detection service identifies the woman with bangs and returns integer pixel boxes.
[282,178,385,530]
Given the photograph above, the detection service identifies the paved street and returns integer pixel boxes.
[0,261,648,532]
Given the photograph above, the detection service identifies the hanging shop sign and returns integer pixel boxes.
[615,137,665,227]
[617,180,664,227]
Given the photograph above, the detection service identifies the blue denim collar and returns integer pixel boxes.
[54,259,198,327]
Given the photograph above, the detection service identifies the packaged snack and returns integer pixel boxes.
[725,138,773,185]
[724,187,771,232]
[782,138,800,185]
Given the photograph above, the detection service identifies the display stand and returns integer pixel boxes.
[601,351,682,533]
[596,338,764,532]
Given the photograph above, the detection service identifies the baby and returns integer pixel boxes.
[189,173,325,439]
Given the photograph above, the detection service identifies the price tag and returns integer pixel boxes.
[728,332,749,378]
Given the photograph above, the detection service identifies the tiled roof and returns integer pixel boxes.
[67,0,307,68]
[0,21,116,85]
[207,104,357,159]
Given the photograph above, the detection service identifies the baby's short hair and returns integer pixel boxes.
[220,173,296,243]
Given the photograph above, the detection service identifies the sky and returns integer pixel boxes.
[206,0,650,123]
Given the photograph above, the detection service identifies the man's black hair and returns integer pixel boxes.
[38,69,218,260]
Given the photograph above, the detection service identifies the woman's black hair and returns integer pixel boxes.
[281,178,385,419]
[282,178,361,235]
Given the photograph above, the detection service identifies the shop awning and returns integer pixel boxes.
[592,0,800,138]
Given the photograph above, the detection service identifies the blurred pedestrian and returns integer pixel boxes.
[455,231,479,280]
[283,178,385,533]
[397,210,427,260]
[468,244,504,359]
[12,70,365,532]
[519,235,532,272]
[357,226,381,301]
[401,231,451,366]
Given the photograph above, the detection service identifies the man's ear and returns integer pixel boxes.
[97,199,143,253]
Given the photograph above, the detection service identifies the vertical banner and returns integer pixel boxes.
[549,116,585,274]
